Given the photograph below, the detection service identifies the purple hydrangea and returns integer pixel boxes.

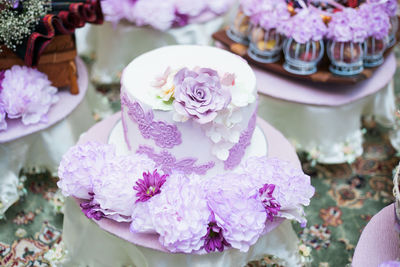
[91,154,156,222]
[370,0,398,17]
[133,169,168,203]
[0,66,58,126]
[327,8,369,43]
[282,8,327,43]
[359,3,390,40]
[204,173,267,252]
[242,0,290,29]
[259,184,281,222]
[135,173,210,253]
[239,157,314,226]
[202,213,230,253]
[101,0,234,31]
[57,142,116,200]
[173,68,231,124]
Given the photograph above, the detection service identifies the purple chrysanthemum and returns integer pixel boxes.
[133,170,168,203]
[202,213,230,253]
[80,192,105,221]
[259,184,281,222]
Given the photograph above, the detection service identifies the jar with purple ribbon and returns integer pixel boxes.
[247,0,289,63]
[282,7,327,75]
[227,9,252,45]
[369,0,398,48]
[359,3,390,67]
[326,8,368,76]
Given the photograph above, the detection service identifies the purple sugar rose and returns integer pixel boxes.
[173,68,231,124]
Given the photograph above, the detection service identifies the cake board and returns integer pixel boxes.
[76,11,232,85]
[352,204,400,267]
[0,58,94,218]
[62,112,303,267]
[255,53,397,164]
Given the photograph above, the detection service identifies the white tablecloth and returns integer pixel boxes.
[62,197,301,267]
[0,58,94,218]
[258,81,395,164]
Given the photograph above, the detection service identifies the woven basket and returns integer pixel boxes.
[0,35,78,94]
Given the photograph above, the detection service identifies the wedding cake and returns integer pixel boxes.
[58,45,314,256]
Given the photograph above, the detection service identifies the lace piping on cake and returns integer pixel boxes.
[137,145,215,175]
[224,110,257,170]
[121,93,182,149]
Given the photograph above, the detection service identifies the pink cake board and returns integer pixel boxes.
[352,204,400,267]
[255,53,396,107]
[74,112,300,254]
[0,57,89,144]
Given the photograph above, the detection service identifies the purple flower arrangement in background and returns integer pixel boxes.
[0,66,59,131]
[230,0,396,75]
[101,0,235,31]
[58,141,315,254]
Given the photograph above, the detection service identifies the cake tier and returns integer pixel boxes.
[121,45,257,175]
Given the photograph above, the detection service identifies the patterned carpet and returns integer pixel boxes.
[1,56,399,266]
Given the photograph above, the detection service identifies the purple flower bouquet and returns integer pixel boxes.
[247,0,290,63]
[282,8,327,75]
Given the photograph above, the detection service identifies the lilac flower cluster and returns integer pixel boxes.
[281,8,327,43]
[241,0,290,30]
[327,7,369,43]
[359,3,390,40]
[58,142,314,254]
[370,0,398,17]
[0,66,59,131]
[101,0,235,31]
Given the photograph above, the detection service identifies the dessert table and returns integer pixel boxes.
[62,112,303,267]
[256,53,397,164]
[0,58,94,219]
[352,204,400,267]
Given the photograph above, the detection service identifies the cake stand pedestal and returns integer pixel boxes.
[352,204,400,267]
[0,58,94,218]
[256,53,397,164]
[62,113,303,267]
[76,11,233,85]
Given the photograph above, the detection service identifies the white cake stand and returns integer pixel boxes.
[0,58,94,219]
[256,54,397,164]
[62,112,304,267]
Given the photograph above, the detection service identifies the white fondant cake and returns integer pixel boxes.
[120,45,257,174]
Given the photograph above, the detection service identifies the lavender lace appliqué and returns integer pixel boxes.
[121,93,182,149]
[224,110,257,170]
[137,145,215,175]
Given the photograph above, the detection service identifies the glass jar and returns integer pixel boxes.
[227,10,252,45]
[283,38,324,75]
[363,37,387,67]
[327,41,364,76]
[388,15,398,48]
[248,26,284,63]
